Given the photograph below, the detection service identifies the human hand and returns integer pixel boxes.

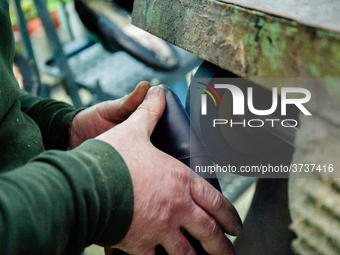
[96,86,242,255]
[70,81,151,149]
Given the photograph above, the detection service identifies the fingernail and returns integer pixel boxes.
[133,81,148,93]
[136,81,144,87]
[146,86,160,100]
[137,81,149,88]
[233,224,242,236]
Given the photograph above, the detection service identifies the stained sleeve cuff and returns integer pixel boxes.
[69,139,134,247]
[18,90,84,150]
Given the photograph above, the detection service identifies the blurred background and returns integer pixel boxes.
[10,0,202,107]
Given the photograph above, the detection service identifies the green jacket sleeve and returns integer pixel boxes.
[18,90,82,150]
[0,1,134,253]
[0,139,134,255]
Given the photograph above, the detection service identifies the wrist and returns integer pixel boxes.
[69,108,86,149]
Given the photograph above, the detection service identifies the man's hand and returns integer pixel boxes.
[70,81,151,149]
[96,86,242,255]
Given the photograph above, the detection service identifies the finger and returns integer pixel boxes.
[162,230,196,255]
[190,177,243,236]
[183,206,235,255]
[119,81,151,117]
[100,81,151,122]
[127,86,166,137]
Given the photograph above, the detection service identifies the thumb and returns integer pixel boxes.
[127,86,166,138]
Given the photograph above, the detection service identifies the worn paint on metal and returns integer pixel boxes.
[132,0,340,80]
[218,0,340,34]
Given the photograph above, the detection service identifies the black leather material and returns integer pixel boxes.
[151,85,221,190]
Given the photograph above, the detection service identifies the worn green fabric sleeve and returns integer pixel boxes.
[18,90,82,150]
[0,139,134,255]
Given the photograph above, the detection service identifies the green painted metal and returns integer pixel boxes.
[132,0,340,80]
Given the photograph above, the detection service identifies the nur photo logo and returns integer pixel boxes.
[197,83,312,128]
[197,82,223,114]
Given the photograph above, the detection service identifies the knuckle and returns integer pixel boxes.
[204,218,220,238]
[137,105,152,116]
[174,168,190,183]
[211,193,226,212]
[137,104,160,120]
[190,178,205,198]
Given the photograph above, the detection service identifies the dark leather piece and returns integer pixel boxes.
[151,85,221,190]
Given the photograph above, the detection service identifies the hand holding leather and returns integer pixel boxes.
[70,81,150,149]
[97,86,241,255]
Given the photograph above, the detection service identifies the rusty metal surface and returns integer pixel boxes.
[132,0,340,79]
[219,0,340,33]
